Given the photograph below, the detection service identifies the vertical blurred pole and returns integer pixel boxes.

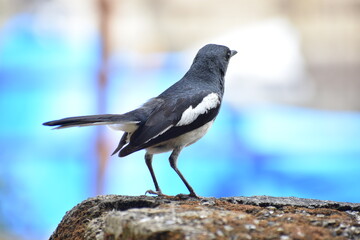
[96,0,113,195]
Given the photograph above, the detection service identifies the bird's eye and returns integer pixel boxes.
[226,51,231,59]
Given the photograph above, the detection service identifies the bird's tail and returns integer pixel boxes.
[43,114,140,130]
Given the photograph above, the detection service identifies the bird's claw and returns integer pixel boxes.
[145,190,201,199]
[175,192,201,199]
[145,189,167,197]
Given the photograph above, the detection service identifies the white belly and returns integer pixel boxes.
[146,120,214,154]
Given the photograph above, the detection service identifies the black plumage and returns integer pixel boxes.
[43,44,237,197]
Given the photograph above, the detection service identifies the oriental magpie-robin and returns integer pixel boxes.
[43,44,237,198]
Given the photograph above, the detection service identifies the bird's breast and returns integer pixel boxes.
[146,120,214,155]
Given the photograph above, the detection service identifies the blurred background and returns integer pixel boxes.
[1,0,360,239]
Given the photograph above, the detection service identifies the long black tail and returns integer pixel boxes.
[43,114,138,129]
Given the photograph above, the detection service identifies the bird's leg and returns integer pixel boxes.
[169,147,200,198]
[144,153,164,196]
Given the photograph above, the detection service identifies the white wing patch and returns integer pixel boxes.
[176,93,220,126]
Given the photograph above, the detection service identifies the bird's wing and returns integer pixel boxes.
[120,90,221,155]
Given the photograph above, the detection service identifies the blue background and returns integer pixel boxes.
[0,14,359,240]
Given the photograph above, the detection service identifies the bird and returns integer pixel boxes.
[43,44,237,198]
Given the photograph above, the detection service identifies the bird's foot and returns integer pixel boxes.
[145,189,169,197]
[175,192,201,199]
[145,190,201,200]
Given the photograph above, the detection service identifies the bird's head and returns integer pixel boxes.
[192,44,237,78]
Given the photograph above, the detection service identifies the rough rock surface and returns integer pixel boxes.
[49,195,360,240]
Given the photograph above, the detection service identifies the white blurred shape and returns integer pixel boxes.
[212,18,304,83]
[190,18,313,105]
[31,0,97,46]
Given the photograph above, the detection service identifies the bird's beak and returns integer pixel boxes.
[230,50,238,57]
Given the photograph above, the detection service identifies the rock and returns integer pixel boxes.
[49,195,360,240]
